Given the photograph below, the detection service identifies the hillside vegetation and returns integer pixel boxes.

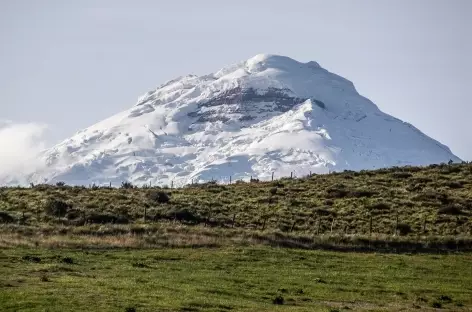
[1,163,471,251]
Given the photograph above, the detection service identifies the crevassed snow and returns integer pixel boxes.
[8,54,461,186]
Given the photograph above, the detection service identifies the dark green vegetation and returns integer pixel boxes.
[0,163,472,251]
[1,247,471,311]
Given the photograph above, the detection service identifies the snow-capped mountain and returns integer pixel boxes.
[14,54,461,186]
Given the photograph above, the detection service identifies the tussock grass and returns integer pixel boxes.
[1,163,471,251]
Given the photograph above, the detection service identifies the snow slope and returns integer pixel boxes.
[11,54,461,186]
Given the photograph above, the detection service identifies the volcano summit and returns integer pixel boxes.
[15,54,460,186]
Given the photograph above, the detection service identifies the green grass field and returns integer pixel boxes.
[1,247,471,312]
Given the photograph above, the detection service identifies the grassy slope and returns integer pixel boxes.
[1,247,471,312]
[1,163,472,234]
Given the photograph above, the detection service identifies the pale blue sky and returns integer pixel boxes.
[1,0,471,160]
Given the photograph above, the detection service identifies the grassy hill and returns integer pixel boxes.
[1,163,471,251]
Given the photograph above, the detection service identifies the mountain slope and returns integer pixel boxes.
[18,54,461,186]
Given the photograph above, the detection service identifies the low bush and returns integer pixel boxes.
[86,213,129,224]
[148,191,170,204]
[397,223,412,236]
[44,199,71,217]
[0,211,14,223]
[438,204,465,216]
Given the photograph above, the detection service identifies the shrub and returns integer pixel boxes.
[269,187,278,195]
[444,181,463,189]
[392,172,412,179]
[56,181,66,187]
[272,295,284,305]
[167,208,202,224]
[121,181,134,189]
[65,209,81,220]
[438,295,452,303]
[431,301,442,308]
[441,166,461,174]
[397,223,412,236]
[438,205,464,216]
[326,188,349,199]
[86,213,129,224]
[314,208,334,216]
[370,202,391,211]
[40,274,49,282]
[125,307,137,312]
[22,255,41,263]
[350,189,376,198]
[44,199,71,217]
[148,191,170,204]
[61,257,74,264]
[0,211,14,223]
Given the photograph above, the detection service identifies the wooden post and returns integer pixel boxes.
[309,171,312,176]
[229,176,232,184]
[232,213,236,228]
[271,172,274,181]
[290,220,297,232]
[171,180,174,189]
[262,217,267,231]
[423,218,427,233]
[369,214,373,236]
[205,205,212,227]
[290,172,293,179]
[331,218,335,234]
[109,181,112,188]
[144,206,147,222]
[395,211,399,236]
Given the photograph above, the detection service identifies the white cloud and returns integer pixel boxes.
[0,121,50,183]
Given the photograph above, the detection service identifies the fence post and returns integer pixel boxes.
[369,214,373,236]
[144,206,147,223]
[331,218,335,234]
[395,211,399,236]
[205,204,212,227]
[109,181,112,188]
[229,176,232,184]
[232,213,236,228]
[171,180,174,189]
[290,220,297,232]
[423,218,427,233]
[290,172,293,179]
[272,172,274,181]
